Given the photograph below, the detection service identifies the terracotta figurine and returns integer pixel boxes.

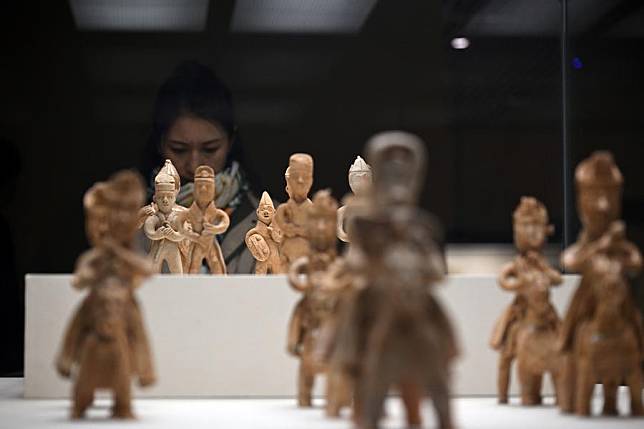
[331,132,457,429]
[245,191,285,274]
[176,165,230,274]
[143,160,188,273]
[337,156,372,243]
[490,197,565,405]
[136,159,181,229]
[274,153,314,269]
[55,171,156,419]
[286,190,351,414]
[558,151,643,415]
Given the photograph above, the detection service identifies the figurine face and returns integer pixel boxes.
[194,179,215,205]
[577,185,621,238]
[162,115,231,182]
[285,169,313,203]
[309,212,336,250]
[349,172,372,197]
[375,148,418,206]
[257,204,275,224]
[155,190,176,214]
[514,220,549,252]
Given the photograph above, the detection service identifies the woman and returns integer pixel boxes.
[141,61,259,274]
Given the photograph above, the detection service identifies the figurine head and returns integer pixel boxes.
[308,189,338,251]
[256,191,275,225]
[285,153,313,203]
[348,156,372,197]
[575,152,623,239]
[193,165,216,206]
[512,197,553,253]
[84,171,146,246]
[365,131,427,207]
[154,163,178,214]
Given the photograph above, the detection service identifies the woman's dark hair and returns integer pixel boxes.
[140,61,253,187]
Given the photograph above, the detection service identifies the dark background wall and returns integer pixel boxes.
[1,0,643,375]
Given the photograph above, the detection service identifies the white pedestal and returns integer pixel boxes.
[24,274,579,399]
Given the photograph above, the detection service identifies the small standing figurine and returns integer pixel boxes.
[274,153,314,269]
[245,191,285,274]
[55,171,156,419]
[176,165,230,274]
[286,190,351,412]
[143,160,188,273]
[331,132,457,429]
[337,156,372,243]
[136,159,181,229]
[490,197,565,405]
[558,151,642,416]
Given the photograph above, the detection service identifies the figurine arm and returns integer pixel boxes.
[55,296,90,377]
[620,241,643,275]
[127,298,156,387]
[286,300,306,356]
[176,212,202,244]
[498,261,522,291]
[143,215,165,240]
[137,205,155,229]
[204,209,230,235]
[274,205,302,237]
[336,206,349,242]
[288,257,310,292]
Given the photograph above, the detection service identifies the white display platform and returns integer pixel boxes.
[2,379,642,429]
[25,274,579,399]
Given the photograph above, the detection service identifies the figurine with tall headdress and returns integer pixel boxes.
[557,152,642,415]
[490,197,565,405]
[337,156,372,243]
[143,160,188,273]
[176,165,230,274]
[245,191,285,274]
[274,153,314,269]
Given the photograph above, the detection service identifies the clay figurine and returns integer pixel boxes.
[490,197,565,405]
[55,171,156,419]
[274,153,314,269]
[136,159,181,229]
[337,156,372,243]
[176,165,230,274]
[331,132,457,429]
[286,190,351,414]
[558,151,643,415]
[143,160,188,273]
[245,191,285,274]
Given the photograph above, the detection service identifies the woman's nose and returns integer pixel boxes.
[188,150,203,176]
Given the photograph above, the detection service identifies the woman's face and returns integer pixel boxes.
[161,115,231,181]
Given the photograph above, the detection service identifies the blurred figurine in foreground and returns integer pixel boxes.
[337,156,372,243]
[274,154,314,269]
[332,132,457,429]
[558,152,642,416]
[286,190,351,414]
[55,171,156,419]
[176,165,230,274]
[490,197,566,405]
[245,191,285,274]
[143,160,189,273]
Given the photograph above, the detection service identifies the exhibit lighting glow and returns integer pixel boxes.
[231,0,377,34]
[451,37,470,50]
[572,56,583,70]
[69,0,209,32]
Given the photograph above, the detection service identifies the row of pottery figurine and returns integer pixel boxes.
[141,161,230,274]
[54,134,642,424]
[490,151,642,417]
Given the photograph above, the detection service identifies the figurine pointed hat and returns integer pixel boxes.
[259,191,274,209]
[575,151,623,188]
[155,161,178,192]
[159,159,181,191]
[349,156,372,175]
[513,196,548,224]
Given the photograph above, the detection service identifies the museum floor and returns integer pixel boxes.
[2,378,642,429]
